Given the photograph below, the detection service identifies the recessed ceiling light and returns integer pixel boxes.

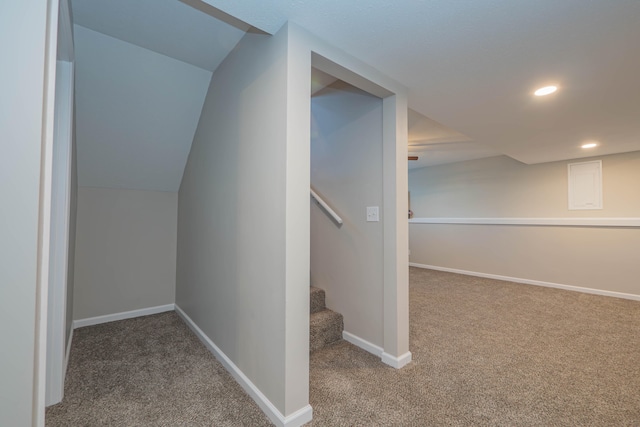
[534,85,558,96]
[581,142,598,149]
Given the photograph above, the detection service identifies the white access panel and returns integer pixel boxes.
[568,160,603,210]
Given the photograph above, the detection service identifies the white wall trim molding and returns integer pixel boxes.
[409,263,640,302]
[45,58,75,408]
[342,331,383,357]
[381,351,412,369]
[37,0,63,419]
[281,405,314,427]
[343,331,414,369]
[175,305,313,427]
[409,217,640,228]
[73,304,175,329]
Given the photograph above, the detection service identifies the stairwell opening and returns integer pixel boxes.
[309,68,385,354]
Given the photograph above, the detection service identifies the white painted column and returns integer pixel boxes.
[381,94,412,368]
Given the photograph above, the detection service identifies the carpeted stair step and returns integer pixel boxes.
[310,286,326,314]
[310,309,343,353]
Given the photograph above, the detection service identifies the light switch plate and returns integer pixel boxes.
[366,206,379,222]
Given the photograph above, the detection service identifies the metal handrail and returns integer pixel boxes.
[310,187,343,225]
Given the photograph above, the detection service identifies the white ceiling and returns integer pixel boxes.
[407,109,500,170]
[202,0,640,165]
[72,0,640,190]
[72,0,246,71]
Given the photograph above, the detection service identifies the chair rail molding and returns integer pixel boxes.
[409,217,640,228]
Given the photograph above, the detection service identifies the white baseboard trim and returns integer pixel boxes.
[381,351,412,369]
[409,263,640,302]
[342,331,383,357]
[343,331,412,369]
[282,405,314,427]
[175,305,312,427]
[73,304,176,329]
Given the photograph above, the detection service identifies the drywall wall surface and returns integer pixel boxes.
[410,224,640,296]
[73,25,212,192]
[176,27,291,414]
[409,152,640,218]
[73,187,177,319]
[408,151,640,296]
[0,1,49,424]
[311,81,385,347]
[176,21,410,418]
[282,24,312,417]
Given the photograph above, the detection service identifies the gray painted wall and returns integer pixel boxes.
[73,187,178,320]
[176,26,308,417]
[310,81,385,347]
[408,152,640,296]
[0,1,50,424]
[409,153,640,218]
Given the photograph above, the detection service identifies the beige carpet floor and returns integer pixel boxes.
[308,267,640,426]
[47,268,640,426]
[45,312,273,426]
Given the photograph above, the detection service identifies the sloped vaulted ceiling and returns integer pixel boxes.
[72,0,247,191]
